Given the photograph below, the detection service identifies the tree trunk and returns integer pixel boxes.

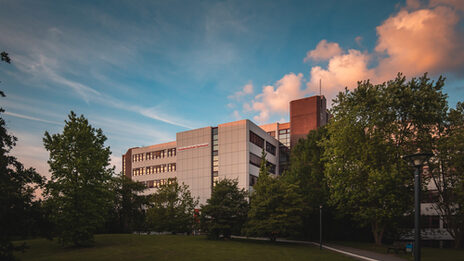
[371,222,385,245]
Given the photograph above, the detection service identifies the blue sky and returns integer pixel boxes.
[0,0,463,177]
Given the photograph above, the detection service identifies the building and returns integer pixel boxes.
[122,95,328,204]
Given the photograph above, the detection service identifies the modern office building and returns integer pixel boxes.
[122,95,329,204]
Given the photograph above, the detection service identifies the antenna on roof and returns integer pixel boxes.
[319,78,322,96]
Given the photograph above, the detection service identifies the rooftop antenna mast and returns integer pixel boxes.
[319,78,322,96]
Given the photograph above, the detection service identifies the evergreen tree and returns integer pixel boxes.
[284,127,328,240]
[146,180,198,234]
[106,173,149,233]
[200,178,248,239]
[245,150,304,241]
[43,111,114,246]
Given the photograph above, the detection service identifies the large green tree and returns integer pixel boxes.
[200,178,249,239]
[284,127,328,239]
[43,111,114,246]
[146,180,198,234]
[324,73,448,245]
[245,150,304,241]
[1,53,44,260]
[429,102,464,248]
[106,173,149,233]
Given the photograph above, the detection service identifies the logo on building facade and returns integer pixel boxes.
[178,143,209,151]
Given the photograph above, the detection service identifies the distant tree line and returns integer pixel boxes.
[2,54,463,261]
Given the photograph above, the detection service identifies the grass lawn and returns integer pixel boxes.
[333,241,464,261]
[14,234,356,261]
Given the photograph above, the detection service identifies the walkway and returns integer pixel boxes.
[231,236,407,261]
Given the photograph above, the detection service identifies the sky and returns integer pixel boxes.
[0,0,463,179]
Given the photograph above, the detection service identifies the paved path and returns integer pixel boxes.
[231,236,407,261]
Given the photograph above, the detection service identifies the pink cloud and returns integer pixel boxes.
[306,3,464,104]
[307,49,375,104]
[249,73,304,123]
[304,40,343,62]
[228,82,254,100]
[240,1,464,120]
[375,5,463,81]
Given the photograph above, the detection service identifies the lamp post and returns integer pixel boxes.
[319,205,322,250]
[403,152,433,261]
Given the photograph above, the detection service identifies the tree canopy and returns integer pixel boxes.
[43,111,114,246]
[429,101,464,247]
[245,150,304,241]
[146,180,198,234]
[284,127,328,239]
[323,73,448,245]
[1,54,44,260]
[200,178,249,239]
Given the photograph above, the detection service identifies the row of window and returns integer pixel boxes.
[250,131,276,155]
[142,178,176,189]
[133,163,177,176]
[212,127,219,185]
[249,152,276,174]
[132,148,177,162]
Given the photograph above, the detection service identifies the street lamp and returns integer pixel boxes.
[403,152,433,261]
[319,205,322,250]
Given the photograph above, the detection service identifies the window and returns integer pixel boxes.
[250,152,276,174]
[278,128,290,147]
[250,131,264,148]
[267,162,276,174]
[267,131,276,138]
[249,175,258,186]
[167,148,176,157]
[422,216,440,229]
[249,152,262,168]
[422,190,440,203]
[266,141,276,155]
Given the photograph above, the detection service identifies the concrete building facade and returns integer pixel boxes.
[122,95,328,204]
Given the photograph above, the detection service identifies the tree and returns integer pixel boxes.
[324,73,448,245]
[244,150,304,241]
[284,127,328,239]
[146,180,198,234]
[200,178,248,239]
[43,111,114,246]
[0,54,44,260]
[429,102,464,248]
[106,173,149,233]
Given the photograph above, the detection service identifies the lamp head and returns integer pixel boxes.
[403,152,433,167]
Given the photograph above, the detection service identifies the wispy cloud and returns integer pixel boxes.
[4,111,62,125]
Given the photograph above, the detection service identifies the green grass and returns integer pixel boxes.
[333,241,464,261]
[14,234,355,261]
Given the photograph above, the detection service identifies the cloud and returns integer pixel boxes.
[430,0,464,11]
[242,0,464,120]
[228,82,253,100]
[12,53,198,129]
[374,5,464,80]
[232,110,241,120]
[304,40,343,62]
[307,2,464,104]
[4,111,62,125]
[247,73,304,123]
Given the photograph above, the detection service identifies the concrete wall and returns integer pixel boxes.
[176,127,212,205]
